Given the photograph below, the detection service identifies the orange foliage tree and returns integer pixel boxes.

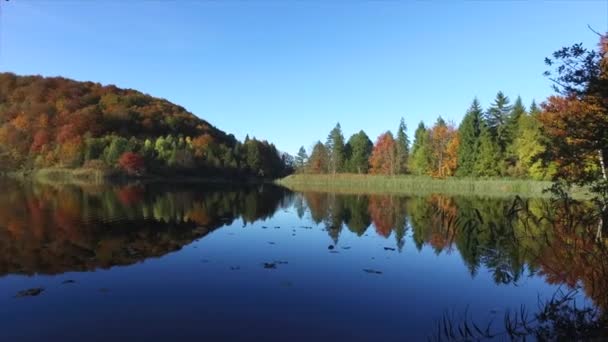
[369,132,397,175]
[540,34,608,185]
[428,118,459,178]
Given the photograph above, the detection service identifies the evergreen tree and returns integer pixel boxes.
[474,123,502,177]
[326,123,345,174]
[486,91,512,153]
[410,122,431,175]
[345,130,373,174]
[456,99,483,176]
[294,146,308,172]
[395,118,410,174]
[504,96,527,173]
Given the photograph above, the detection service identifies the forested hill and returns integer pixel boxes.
[0,73,291,178]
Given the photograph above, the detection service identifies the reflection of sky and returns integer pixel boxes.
[0,204,573,340]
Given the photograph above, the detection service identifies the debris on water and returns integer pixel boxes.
[274,226,280,229]
[61,280,76,284]
[363,269,383,275]
[328,245,335,250]
[262,226,268,229]
[341,246,351,250]
[384,247,396,251]
[230,266,241,271]
[263,262,277,269]
[329,250,340,254]
[275,260,288,265]
[299,226,312,229]
[15,288,44,298]
[292,233,296,236]
[267,241,276,245]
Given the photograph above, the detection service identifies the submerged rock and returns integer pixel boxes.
[363,269,383,275]
[15,288,44,298]
[263,262,277,269]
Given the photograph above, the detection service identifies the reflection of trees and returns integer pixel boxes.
[299,191,608,315]
[0,181,291,275]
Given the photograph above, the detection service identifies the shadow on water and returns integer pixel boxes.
[0,179,606,339]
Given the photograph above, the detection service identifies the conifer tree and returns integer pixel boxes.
[395,118,410,174]
[456,99,483,177]
[474,123,502,177]
[410,122,431,175]
[486,91,512,154]
[295,146,308,172]
[326,123,345,174]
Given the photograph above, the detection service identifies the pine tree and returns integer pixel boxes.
[456,99,483,176]
[395,118,410,174]
[410,122,431,175]
[486,91,512,154]
[504,96,527,174]
[326,123,345,174]
[345,130,373,174]
[294,146,308,172]
[474,123,502,177]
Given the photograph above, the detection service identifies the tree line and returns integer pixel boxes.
[294,92,554,180]
[0,73,292,178]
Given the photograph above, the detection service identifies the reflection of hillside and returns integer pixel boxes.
[0,181,291,276]
[300,191,608,313]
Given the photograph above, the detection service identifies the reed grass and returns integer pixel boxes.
[276,174,588,198]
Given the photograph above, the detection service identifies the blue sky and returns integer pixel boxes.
[1,1,606,154]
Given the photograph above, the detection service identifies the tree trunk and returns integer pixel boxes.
[599,149,607,181]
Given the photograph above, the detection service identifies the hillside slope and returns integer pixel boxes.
[0,73,290,178]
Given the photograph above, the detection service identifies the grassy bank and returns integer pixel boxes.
[277,174,588,198]
[5,168,274,186]
[9,168,115,185]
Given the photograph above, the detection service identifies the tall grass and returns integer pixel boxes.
[25,168,112,185]
[277,174,587,198]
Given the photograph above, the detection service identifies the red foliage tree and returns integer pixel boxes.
[118,152,145,175]
[369,132,397,175]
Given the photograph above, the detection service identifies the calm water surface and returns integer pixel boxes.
[0,180,602,341]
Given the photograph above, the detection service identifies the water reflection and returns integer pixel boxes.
[0,180,606,337]
[0,180,292,275]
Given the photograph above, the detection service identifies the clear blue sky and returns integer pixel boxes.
[1,1,606,155]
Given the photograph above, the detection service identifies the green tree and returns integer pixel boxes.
[456,99,483,177]
[512,100,555,180]
[474,124,502,177]
[104,136,129,165]
[396,118,410,174]
[294,146,308,172]
[326,123,345,174]
[345,130,373,174]
[410,122,430,175]
[486,91,512,154]
[504,96,526,172]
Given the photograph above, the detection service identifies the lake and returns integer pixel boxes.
[0,179,604,341]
